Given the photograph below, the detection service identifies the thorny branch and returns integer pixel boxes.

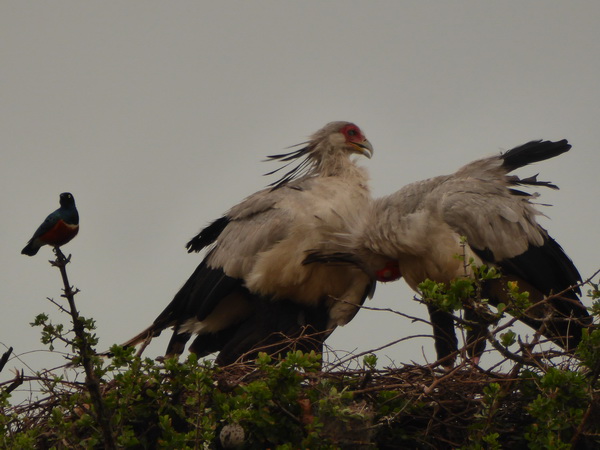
[50,248,116,450]
[2,257,597,447]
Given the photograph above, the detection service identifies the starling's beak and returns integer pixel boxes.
[352,139,374,159]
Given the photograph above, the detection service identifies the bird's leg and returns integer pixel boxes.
[463,306,488,363]
[426,304,459,369]
[50,247,72,267]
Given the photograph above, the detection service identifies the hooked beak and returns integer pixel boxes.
[351,139,374,159]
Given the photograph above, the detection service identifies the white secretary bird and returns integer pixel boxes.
[122,121,376,365]
[305,139,591,366]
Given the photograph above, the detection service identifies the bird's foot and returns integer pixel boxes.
[50,247,71,265]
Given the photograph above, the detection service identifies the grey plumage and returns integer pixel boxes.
[306,139,590,365]
[121,121,375,364]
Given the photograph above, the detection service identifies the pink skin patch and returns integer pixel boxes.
[375,261,401,282]
[339,123,365,143]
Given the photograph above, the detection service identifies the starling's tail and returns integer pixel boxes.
[21,242,40,256]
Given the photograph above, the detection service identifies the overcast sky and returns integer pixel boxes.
[2,2,599,388]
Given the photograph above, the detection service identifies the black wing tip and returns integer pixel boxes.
[186,216,230,253]
[501,139,571,172]
[498,235,582,300]
[186,238,200,253]
[506,173,561,191]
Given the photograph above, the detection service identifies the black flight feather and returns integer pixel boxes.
[501,139,571,172]
[186,216,230,253]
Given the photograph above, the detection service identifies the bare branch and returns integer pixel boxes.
[50,248,116,450]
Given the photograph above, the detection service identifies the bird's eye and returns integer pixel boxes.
[340,123,363,141]
[342,124,360,137]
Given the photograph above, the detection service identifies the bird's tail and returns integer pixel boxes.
[106,325,161,354]
[123,326,158,348]
[97,325,158,357]
[501,139,571,172]
[21,242,39,256]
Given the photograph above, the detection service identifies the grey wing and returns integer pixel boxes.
[129,183,310,356]
[439,178,547,261]
[206,184,301,278]
[362,176,453,258]
[439,176,587,354]
[225,174,322,221]
[209,208,292,279]
[186,185,291,254]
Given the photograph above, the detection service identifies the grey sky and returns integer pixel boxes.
[2,2,599,382]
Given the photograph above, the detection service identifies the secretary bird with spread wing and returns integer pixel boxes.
[305,139,590,366]
[122,122,375,365]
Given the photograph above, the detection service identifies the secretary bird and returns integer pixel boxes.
[122,122,375,365]
[305,139,591,367]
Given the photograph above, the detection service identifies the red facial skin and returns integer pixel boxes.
[339,123,366,144]
[375,261,401,282]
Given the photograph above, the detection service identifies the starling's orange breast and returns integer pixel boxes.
[40,220,79,246]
